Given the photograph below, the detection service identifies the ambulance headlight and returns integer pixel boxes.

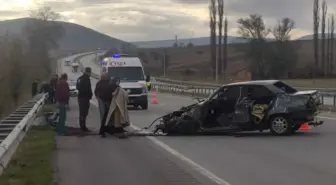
[142,86,147,93]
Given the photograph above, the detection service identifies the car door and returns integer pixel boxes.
[217,85,241,113]
[248,85,275,105]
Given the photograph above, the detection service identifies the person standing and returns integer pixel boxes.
[55,73,70,136]
[31,79,39,97]
[50,75,58,104]
[94,73,116,137]
[76,67,93,132]
[104,77,130,139]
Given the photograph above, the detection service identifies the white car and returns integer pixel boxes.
[68,80,78,97]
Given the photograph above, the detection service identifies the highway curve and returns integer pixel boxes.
[63,53,336,185]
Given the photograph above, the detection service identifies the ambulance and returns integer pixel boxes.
[101,54,149,109]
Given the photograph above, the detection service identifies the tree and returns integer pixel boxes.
[7,37,25,106]
[331,15,335,75]
[209,0,217,79]
[313,0,320,77]
[321,0,327,75]
[223,15,228,79]
[270,18,297,78]
[237,14,270,79]
[25,6,64,75]
[327,17,330,76]
[217,0,224,77]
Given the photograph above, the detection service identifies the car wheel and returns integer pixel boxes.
[269,116,293,135]
[141,102,148,110]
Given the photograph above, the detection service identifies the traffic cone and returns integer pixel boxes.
[151,91,158,104]
[299,122,312,131]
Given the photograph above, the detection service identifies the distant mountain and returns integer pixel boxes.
[296,33,336,40]
[0,18,133,52]
[132,36,247,48]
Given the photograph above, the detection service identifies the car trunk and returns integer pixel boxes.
[292,90,321,111]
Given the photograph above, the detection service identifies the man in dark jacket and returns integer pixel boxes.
[76,67,93,132]
[50,75,58,104]
[94,73,116,137]
[56,73,70,136]
[31,79,39,97]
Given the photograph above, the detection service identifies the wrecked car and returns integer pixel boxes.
[155,80,323,136]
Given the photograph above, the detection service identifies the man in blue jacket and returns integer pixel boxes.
[76,67,93,132]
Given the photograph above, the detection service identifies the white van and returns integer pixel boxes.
[102,54,148,109]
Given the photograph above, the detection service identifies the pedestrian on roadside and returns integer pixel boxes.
[55,73,70,136]
[50,75,58,104]
[40,81,53,104]
[94,73,117,137]
[76,67,93,132]
[104,77,130,139]
[31,79,39,97]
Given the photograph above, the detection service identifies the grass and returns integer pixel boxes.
[0,125,55,185]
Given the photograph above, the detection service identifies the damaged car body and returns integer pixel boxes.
[155,80,323,136]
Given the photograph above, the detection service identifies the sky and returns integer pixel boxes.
[0,0,335,42]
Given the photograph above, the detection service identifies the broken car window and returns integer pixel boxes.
[273,81,297,94]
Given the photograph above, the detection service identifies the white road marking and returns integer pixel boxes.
[90,100,232,185]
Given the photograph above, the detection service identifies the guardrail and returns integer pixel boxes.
[0,94,47,175]
[0,51,96,176]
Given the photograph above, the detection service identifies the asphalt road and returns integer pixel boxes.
[60,54,336,185]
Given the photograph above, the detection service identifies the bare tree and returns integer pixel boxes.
[313,0,320,76]
[25,6,64,75]
[270,18,297,78]
[209,0,217,79]
[217,0,224,77]
[321,0,327,76]
[223,15,228,80]
[7,37,25,106]
[331,15,335,75]
[272,18,295,41]
[237,14,270,79]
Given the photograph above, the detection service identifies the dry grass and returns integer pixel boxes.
[139,39,336,84]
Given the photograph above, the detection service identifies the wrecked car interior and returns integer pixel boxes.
[153,80,324,136]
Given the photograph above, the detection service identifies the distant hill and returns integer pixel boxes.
[296,33,336,40]
[0,18,133,52]
[132,36,247,48]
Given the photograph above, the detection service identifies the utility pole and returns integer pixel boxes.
[215,57,218,82]
[163,51,166,77]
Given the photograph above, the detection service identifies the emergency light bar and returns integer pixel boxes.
[112,54,120,58]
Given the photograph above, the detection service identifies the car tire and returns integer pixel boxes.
[269,115,293,136]
[141,102,148,110]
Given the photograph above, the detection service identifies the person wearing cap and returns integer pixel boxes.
[76,67,93,132]
[104,77,130,139]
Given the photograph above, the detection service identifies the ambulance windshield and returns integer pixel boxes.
[107,67,145,81]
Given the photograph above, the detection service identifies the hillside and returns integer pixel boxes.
[0,18,132,52]
[138,39,336,81]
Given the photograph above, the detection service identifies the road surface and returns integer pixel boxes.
[57,53,336,185]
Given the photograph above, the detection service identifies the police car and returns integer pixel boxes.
[101,54,149,109]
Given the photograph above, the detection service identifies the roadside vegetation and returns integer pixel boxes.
[0,6,64,119]
[0,126,55,185]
